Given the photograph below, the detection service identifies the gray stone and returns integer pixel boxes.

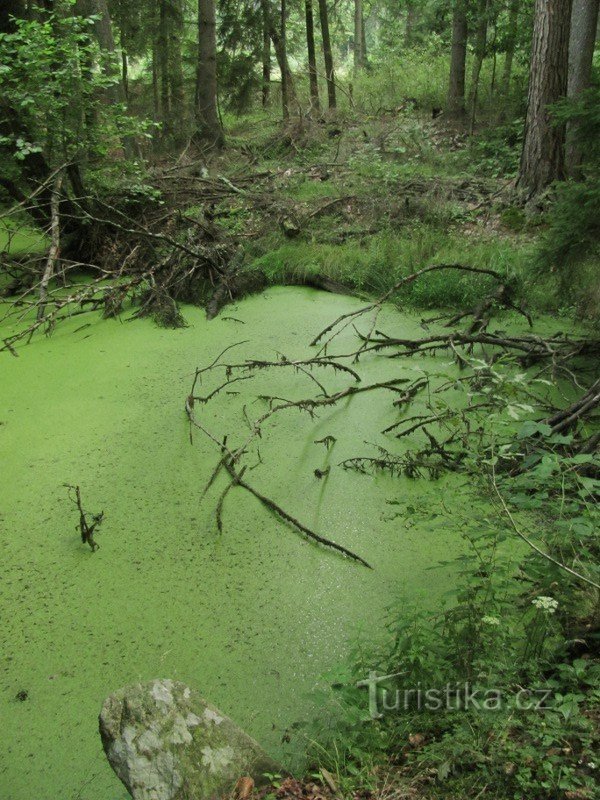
[99,679,283,800]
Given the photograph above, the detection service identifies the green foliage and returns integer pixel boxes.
[249,226,531,310]
[0,2,148,167]
[468,118,523,178]
[310,357,600,799]
[536,87,600,318]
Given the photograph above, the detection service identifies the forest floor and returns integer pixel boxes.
[159,106,560,318]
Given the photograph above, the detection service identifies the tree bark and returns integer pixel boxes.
[196,0,224,147]
[305,0,321,112]
[318,0,336,109]
[75,0,126,107]
[566,0,600,172]
[157,0,171,132]
[167,0,185,137]
[38,170,63,321]
[269,20,297,116]
[448,0,468,118]
[501,0,519,94]
[261,0,271,107]
[354,0,364,70]
[280,0,289,118]
[518,0,573,196]
[468,0,489,130]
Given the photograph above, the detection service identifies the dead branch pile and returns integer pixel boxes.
[184,264,599,574]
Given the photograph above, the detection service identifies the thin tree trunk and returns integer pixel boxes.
[468,0,489,131]
[566,0,600,172]
[121,50,129,100]
[261,0,271,107]
[37,170,63,321]
[361,11,368,66]
[167,0,185,138]
[158,0,171,134]
[270,21,297,115]
[318,0,336,109]
[152,44,160,121]
[518,0,573,197]
[281,0,289,118]
[354,0,364,70]
[196,0,224,147]
[501,0,519,94]
[305,0,321,112]
[448,0,468,118]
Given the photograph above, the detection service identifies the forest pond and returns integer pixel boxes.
[1,287,530,800]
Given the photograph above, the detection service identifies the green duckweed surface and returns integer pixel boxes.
[1,287,522,800]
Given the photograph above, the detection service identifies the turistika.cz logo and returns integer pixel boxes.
[356,671,554,719]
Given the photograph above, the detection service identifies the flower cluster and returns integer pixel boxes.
[532,596,559,614]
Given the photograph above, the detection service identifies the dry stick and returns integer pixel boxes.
[37,170,63,321]
[310,264,504,351]
[491,469,600,591]
[184,399,371,567]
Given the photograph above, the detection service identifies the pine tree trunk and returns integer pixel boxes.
[518,0,573,196]
[318,0,336,109]
[448,0,468,118]
[261,0,271,107]
[196,0,224,147]
[280,0,289,118]
[501,0,519,94]
[566,0,600,172]
[353,0,364,71]
[76,0,126,106]
[167,0,185,138]
[468,0,489,130]
[305,0,321,111]
[158,0,171,133]
[270,20,297,116]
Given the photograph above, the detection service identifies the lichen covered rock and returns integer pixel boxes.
[99,679,282,800]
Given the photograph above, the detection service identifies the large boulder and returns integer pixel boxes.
[99,679,283,800]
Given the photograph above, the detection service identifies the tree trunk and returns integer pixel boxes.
[566,0,600,172]
[501,0,519,94]
[167,0,185,138]
[261,0,271,107]
[270,20,297,115]
[75,0,126,106]
[361,11,368,66]
[354,0,364,71]
[448,0,468,118]
[121,50,129,100]
[37,170,63,321]
[305,0,320,112]
[280,0,289,118]
[195,0,224,147]
[468,0,489,130]
[157,0,171,133]
[318,0,336,109]
[518,0,573,197]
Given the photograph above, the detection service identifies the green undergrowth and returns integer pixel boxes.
[307,358,600,800]
[247,226,534,310]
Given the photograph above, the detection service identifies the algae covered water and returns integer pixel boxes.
[2,287,496,800]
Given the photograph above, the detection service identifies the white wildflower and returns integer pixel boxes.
[532,596,558,614]
[482,616,500,626]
